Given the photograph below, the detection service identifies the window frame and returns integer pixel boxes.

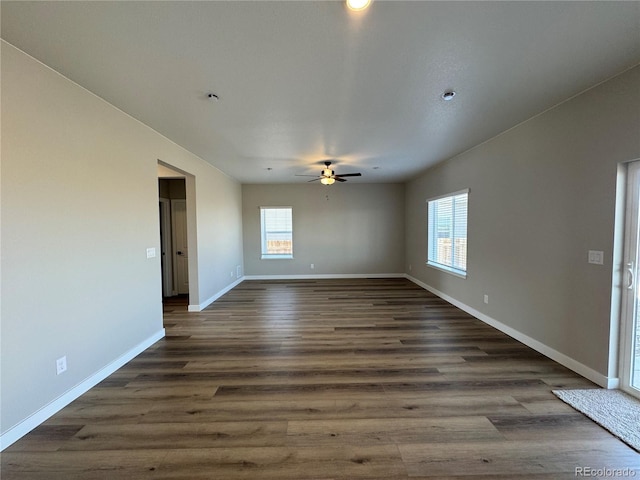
[426,189,469,278]
[260,206,294,260]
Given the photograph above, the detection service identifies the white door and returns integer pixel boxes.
[171,199,189,295]
[620,160,640,398]
[159,199,173,296]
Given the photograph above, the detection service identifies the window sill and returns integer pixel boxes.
[261,255,294,260]
[426,261,467,279]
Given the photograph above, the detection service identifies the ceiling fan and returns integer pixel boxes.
[296,161,362,185]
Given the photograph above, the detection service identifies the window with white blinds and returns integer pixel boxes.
[260,207,293,259]
[427,190,468,277]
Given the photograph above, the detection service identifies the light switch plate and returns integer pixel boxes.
[588,250,604,265]
[146,247,156,259]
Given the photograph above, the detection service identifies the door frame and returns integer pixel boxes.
[619,160,640,398]
[158,160,198,309]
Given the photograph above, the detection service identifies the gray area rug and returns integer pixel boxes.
[553,388,640,452]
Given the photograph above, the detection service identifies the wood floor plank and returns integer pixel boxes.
[486,413,614,441]
[155,445,407,479]
[286,416,504,445]
[399,439,640,477]
[138,395,530,424]
[1,450,167,479]
[3,278,638,479]
[58,421,289,450]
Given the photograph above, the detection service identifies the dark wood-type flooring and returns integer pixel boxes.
[3,278,639,478]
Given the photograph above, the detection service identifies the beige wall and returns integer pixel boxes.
[1,42,243,439]
[406,65,640,384]
[243,183,405,276]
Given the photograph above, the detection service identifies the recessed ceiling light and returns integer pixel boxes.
[442,90,456,101]
[346,0,372,11]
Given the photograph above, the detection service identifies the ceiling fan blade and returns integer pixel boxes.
[295,174,320,177]
[335,173,361,177]
[307,178,321,182]
[335,177,347,182]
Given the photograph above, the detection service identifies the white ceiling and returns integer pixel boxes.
[2,1,639,184]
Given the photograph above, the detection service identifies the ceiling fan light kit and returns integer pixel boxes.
[346,0,372,11]
[320,177,336,185]
[295,161,362,186]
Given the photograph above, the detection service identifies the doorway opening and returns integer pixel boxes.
[158,162,194,312]
[159,178,188,303]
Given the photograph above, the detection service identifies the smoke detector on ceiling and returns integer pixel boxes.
[442,90,456,101]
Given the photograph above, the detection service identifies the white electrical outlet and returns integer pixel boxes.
[230,271,234,278]
[56,356,67,375]
[483,294,489,304]
[146,247,156,259]
[310,263,315,269]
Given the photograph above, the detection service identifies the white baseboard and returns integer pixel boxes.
[0,329,165,451]
[188,277,244,312]
[243,273,405,281]
[405,275,615,389]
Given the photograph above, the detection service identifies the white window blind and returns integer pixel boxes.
[427,190,468,276]
[260,207,293,259]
